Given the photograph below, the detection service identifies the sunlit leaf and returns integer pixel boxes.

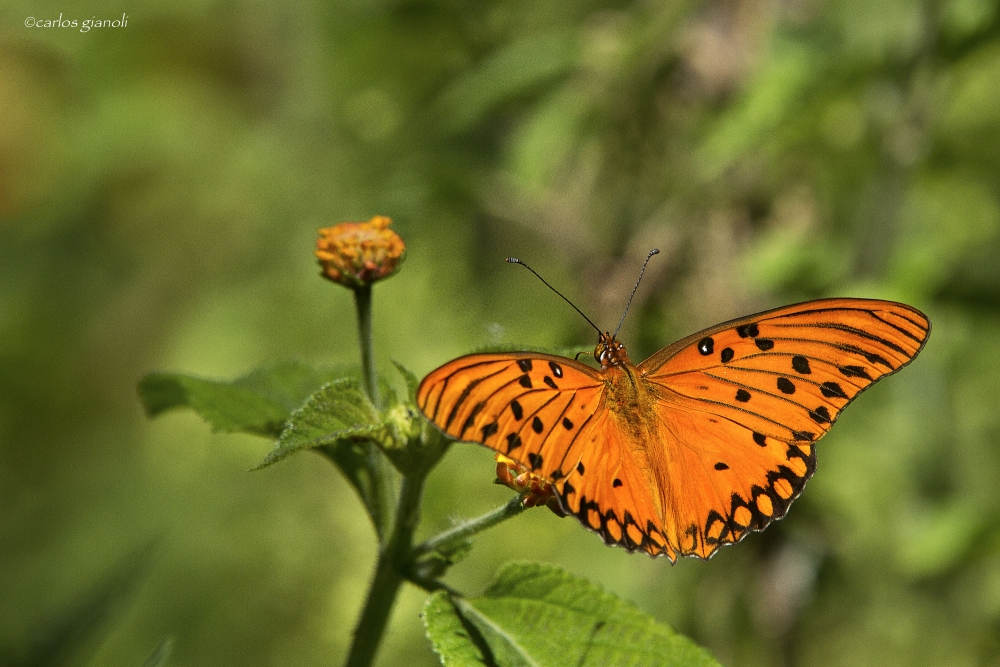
[257,378,384,467]
[424,592,493,667]
[426,563,720,667]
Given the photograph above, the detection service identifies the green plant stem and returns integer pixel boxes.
[413,494,525,558]
[349,283,396,546]
[353,285,379,410]
[344,471,428,667]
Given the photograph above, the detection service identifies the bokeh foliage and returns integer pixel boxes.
[2,0,999,665]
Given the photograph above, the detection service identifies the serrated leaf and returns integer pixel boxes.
[138,360,354,438]
[424,591,494,667]
[257,378,398,543]
[233,360,356,412]
[432,563,720,667]
[257,379,382,467]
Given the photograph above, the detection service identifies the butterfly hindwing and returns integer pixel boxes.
[416,353,605,481]
[554,412,679,560]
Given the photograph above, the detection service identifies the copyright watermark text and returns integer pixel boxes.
[25,13,128,32]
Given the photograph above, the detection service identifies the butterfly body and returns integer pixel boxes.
[418,298,930,561]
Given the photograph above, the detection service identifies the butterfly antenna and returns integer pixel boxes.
[506,257,602,335]
[613,248,660,338]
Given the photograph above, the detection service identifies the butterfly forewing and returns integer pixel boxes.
[639,298,930,558]
[416,353,605,480]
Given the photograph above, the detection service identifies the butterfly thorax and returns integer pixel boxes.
[596,333,648,423]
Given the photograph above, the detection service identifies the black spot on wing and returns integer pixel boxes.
[549,361,563,378]
[821,381,848,399]
[715,462,729,471]
[792,356,811,374]
[839,365,871,380]
[506,432,522,452]
[735,389,751,403]
[532,416,544,433]
[528,452,543,470]
[755,338,775,351]
[809,406,832,424]
[777,377,796,394]
[517,359,533,372]
[737,323,759,338]
[519,375,533,388]
[510,400,523,420]
[562,417,573,430]
[544,376,558,389]
[480,422,498,440]
[698,337,714,355]
[613,478,622,487]
[576,461,585,475]
[753,432,767,446]
[721,348,734,363]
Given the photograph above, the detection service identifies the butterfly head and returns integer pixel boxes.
[595,332,630,369]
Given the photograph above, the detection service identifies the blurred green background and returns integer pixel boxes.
[2,0,999,665]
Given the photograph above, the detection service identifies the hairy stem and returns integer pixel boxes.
[413,494,525,558]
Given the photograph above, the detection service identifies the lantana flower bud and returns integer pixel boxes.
[316,215,405,288]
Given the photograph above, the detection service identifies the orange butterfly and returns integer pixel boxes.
[417,256,930,561]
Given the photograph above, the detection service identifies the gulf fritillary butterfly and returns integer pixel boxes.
[417,259,930,561]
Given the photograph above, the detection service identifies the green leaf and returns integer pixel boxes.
[257,378,399,543]
[257,378,383,468]
[424,591,494,667]
[392,359,420,402]
[233,360,357,412]
[413,538,475,582]
[139,373,289,437]
[428,563,720,667]
[138,360,354,438]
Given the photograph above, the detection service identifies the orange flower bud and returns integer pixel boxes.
[495,454,566,516]
[316,216,405,288]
